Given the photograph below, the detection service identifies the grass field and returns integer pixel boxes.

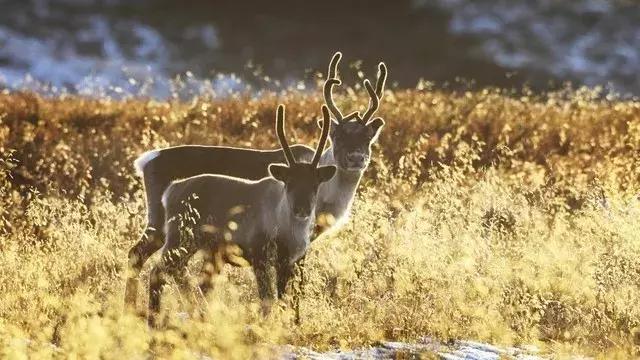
[1,83,640,358]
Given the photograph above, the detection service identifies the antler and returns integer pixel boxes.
[360,80,379,123]
[327,51,341,80]
[276,105,296,165]
[359,62,387,124]
[323,78,343,121]
[375,62,387,99]
[324,52,360,123]
[312,105,331,167]
[325,52,387,124]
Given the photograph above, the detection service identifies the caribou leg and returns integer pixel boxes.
[125,227,165,307]
[253,240,278,315]
[148,238,194,328]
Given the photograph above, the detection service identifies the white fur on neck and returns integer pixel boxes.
[316,148,364,232]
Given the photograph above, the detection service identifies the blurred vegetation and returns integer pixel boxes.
[1,83,640,358]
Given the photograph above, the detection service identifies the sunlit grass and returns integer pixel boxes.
[1,84,639,358]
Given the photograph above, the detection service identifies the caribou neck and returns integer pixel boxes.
[317,147,364,219]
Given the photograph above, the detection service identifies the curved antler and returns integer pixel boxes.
[324,52,360,123]
[328,51,341,80]
[276,105,296,165]
[360,80,379,124]
[312,105,331,167]
[375,62,387,99]
[323,78,344,122]
[358,62,387,124]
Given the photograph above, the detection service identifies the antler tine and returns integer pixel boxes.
[375,62,387,99]
[323,78,344,122]
[328,52,342,80]
[276,105,296,165]
[360,79,379,123]
[312,105,331,167]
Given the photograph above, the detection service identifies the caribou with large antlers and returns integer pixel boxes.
[313,52,386,232]
[148,104,336,327]
[125,52,387,306]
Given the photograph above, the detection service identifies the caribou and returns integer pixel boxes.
[147,103,335,327]
[125,52,387,306]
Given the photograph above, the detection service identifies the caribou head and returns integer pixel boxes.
[270,103,337,220]
[320,52,387,172]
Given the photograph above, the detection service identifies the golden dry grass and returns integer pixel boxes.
[1,83,640,358]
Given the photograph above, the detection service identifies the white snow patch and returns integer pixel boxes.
[282,337,589,359]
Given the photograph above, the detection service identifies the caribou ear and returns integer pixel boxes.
[269,164,289,182]
[317,165,337,183]
[367,117,385,141]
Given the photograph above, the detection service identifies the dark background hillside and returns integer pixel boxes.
[1,0,639,97]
